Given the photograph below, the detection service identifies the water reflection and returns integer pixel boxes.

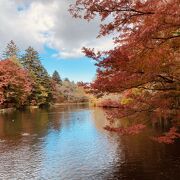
[0,104,179,179]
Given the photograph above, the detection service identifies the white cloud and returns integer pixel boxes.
[0,0,114,59]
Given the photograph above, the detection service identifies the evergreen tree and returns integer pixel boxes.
[64,78,70,82]
[3,40,19,59]
[21,46,52,106]
[52,70,62,85]
[21,47,45,76]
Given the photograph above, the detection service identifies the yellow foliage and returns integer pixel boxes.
[131,88,142,95]
[39,85,48,97]
[120,97,133,105]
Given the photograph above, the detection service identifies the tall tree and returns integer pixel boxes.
[21,47,47,77]
[21,47,52,105]
[70,0,180,142]
[3,40,19,59]
[52,70,62,85]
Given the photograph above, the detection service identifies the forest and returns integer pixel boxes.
[0,40,88,109]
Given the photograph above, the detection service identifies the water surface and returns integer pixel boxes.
[0,104,179,180]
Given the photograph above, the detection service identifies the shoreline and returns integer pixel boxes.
[0,102,90,114]
[0,107,15,114]
[53,102,89,106]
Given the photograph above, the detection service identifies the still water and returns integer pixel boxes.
[0,104,179,180]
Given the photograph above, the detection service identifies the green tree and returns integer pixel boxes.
[21,46,52,106]
[3,40,19,59]
[64,78,70,82]
[52,70,62,85]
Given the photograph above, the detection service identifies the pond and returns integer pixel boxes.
[0,104,179,180]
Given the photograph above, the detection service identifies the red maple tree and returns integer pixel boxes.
[70,0,180,142]
[0,59,33,108]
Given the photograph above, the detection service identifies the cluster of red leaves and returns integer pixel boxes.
[70,0,180,110]
[70,0,180,142]
[0,59,33,106]
[99,99,120,108]
[152,127,180,144]
[120,89,179,121]
[104,124,146,135]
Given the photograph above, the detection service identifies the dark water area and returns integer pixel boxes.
[0,104,179,180]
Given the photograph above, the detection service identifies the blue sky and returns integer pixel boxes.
[0,0,113,82]
[41,46,97,82]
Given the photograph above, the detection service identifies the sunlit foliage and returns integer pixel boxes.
[0,59,32,108]
[70,0,180,142]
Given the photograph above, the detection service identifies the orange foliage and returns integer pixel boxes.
[104,124,146,135]
[0,59,33,107]
[70,0,180,142]
[152,127,180,144]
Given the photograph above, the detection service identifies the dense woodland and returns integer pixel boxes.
[0,40,88,109]
[70,0,180,143]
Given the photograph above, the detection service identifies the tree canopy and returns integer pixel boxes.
[0,59,32,108]
[3,40,19,59]
[21,46,53,105]
[52,70,62,85]
[70,0,180,142]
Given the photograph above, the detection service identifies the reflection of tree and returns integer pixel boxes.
[104,108,148,125]
[0,111,23,138]
[102,128,179,180]
[0,116,5,137]
[0,107,69,158]
[48,109,63,131]
[0,109,50,140]
[103,108,173,136]
[98,111,180,179]
[0,104,91,140]
[49,104,90,130]
[91,107,108,132]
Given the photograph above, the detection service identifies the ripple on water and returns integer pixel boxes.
[21,133,30,136]
[0,105,179,180]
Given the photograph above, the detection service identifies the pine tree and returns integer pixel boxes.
[52,70,62,85]
[21,47,44,75]
[21,46,52,106]
[64,78,70,82]
[3,40,19,59]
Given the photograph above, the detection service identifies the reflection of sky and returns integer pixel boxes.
[41,46,97,82]
[0,107,120,179]
[40,110,119,179]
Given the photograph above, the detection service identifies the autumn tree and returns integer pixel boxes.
[21,47,52,105]
[50,71,63,103]
[3,40,19,59]
[70,0,180,141]
[58,80,88,102]
[0,59,32,108]
[52,70,62,85]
